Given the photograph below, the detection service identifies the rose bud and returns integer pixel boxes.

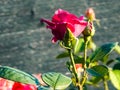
[85,8,96,21]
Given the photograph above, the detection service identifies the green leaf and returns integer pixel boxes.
[115,57,120,62]
[114,44,120,54]
[109,70,120,89]
[113,63,120,70]
[74,55,84,64]
[106,59,114,65]
[66,61,72,72]
[56,52,69,59]
[73,38,96,54]
[42,72,72,90]
[0,66,39,85]
[102,55,109,63]
[88,39,96,51]
[90,77,102,84]
[87,69,101,77]
[38,86,52,90]
[87,76,102,85]
[89,42,118,62]
[87,65,108,77]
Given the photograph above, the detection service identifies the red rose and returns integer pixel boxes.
[12,82,37,90]
[0,78,14,90]
[41,9,87,43]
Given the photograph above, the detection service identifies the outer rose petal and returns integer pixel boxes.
[74,22,88,37]
[40,18,54,26]
[52,9,68,22]
[79,16,85,20]
[0,78,14,90]
[52,37,58,43]
[0,78,6,87]
[51,23,67,40]
[52,9,78,23]
[12,82,37,90]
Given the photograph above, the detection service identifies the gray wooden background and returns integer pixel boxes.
[0,0,119,89]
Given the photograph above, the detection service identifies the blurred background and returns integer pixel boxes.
[0,0,119,89]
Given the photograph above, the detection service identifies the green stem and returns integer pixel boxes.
[68,49,77,79]
[83,40,88,69]
[103,78,109,90]
[68,49,82,90]
[81,37,89,86]
[79,85,83,90]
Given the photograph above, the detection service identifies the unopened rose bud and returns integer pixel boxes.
[85,8,96,21]
[75,64,83,78]
[82,22,95,36]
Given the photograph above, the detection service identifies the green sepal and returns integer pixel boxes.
[63,28,76,47]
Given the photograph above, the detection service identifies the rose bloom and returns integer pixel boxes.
[12,82,37,90]
[0,78,37,90]
[41,9,87,43]
[0,78,14,90]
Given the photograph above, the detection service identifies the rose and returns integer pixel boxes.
[41,9,87,43]
[12,82,37,90]
[0,78,14,90]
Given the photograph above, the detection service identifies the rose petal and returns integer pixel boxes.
[52,37,58,43]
